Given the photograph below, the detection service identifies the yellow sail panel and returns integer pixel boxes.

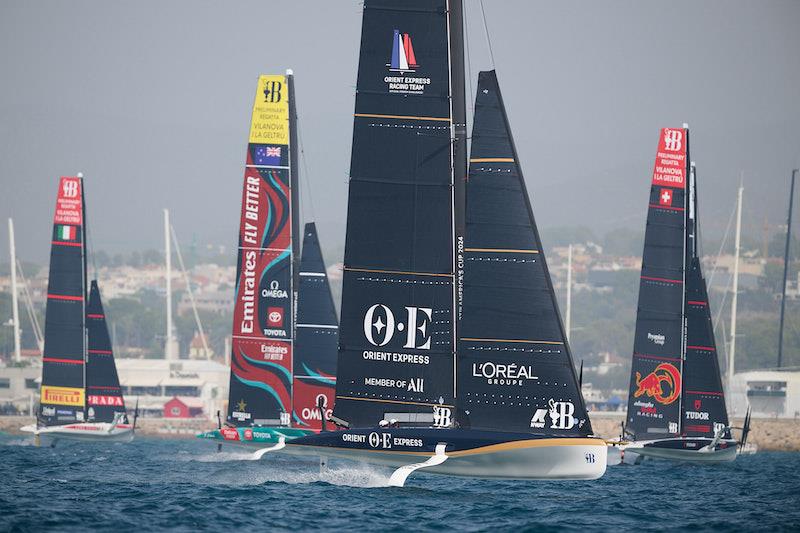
[249,75,289,145]
[41,385,85,407]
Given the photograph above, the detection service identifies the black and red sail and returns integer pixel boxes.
[39,176,87,426]
[85,280,127,423]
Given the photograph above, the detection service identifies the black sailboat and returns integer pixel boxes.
[22,176,133,445]
[622,127,737,462]
[197,73,339,447]
[272,1,606,483]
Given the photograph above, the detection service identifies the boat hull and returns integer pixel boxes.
[624,437,738,463]
[20,423,134,445]
[196,426,315,448]
[277,428,607,480]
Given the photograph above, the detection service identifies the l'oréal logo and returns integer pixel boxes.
[472,361,537,386]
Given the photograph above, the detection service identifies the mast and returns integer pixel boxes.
[164,208,175,360]
[449,0,468,355]
[566,244,572,342]
[729,183,743,392]
[778,169,798,368]
[8,218,21,363]
[286,70,301,297]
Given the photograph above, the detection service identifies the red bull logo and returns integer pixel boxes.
[634,363,681,405]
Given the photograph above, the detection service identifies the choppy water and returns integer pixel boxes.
[1,433,798,532]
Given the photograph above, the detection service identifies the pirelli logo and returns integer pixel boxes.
[41,386,84,406]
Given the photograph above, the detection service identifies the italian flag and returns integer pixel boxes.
[57,225,76,241]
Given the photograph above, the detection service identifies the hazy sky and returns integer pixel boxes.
[1,1,799,263]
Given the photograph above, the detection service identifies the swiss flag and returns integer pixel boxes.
[267,307,284,328]
[659,188,673,207]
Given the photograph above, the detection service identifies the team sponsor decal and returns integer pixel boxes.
[267,307,284,328]
[231,399,251,423]
[363,304,432,350]
[41,385,84,407]
[341,432,424,449]
[433,405,452,428]
[293,380,336,431]
[472,361,537,386]
[685,398,710,420]
[658,188,673,207]
[87,395,124,406]
[243,428,254,441]
[652,127,687,188]
[41,406,56,417]
[647,332,665,346]
[249,75,289,145]
[384,29,431,94]
[53,177,83,226]
[221,427,240,441]
[530,399,577,430]
[633,363,681,405]
[363,376,424,392]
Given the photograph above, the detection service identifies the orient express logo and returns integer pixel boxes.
[633,363,681,405]
[384,29,431,95]
[363,304,432,350]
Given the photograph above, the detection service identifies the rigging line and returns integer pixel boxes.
[295,109,317,223]
[707,193,737,289]
[170,223,211,359]
[478,0,496,69]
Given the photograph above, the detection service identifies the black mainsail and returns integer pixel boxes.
[86,280,127,423]
[458,70,591,436]
[39,176,87,426]
[333,0,463,427]
[681,167,729,438]
[625,127,689,440]
[292,223,338,430]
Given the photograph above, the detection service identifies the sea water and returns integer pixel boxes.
[1,434,798,531]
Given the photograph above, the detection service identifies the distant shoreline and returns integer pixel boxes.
[3,415,800,451]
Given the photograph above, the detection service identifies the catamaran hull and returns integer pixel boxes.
[275,428,607,480]
[20,423,134,445]
[196,427,314,448]
[623,437,738,463]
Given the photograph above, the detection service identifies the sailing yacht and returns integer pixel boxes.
[620,126,738,463]
[264,0,607,483]
[21,176,133,446]
[197,73,338,447]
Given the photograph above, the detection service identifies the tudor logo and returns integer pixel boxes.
[62,179,80,198]
[663,129,683,152]
[363,304,433,350]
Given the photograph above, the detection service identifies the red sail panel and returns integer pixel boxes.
[226,75,294,427]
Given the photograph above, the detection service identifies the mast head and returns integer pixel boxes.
[682,122,689,130]
[285,68,294,76]
[76,172,84,179]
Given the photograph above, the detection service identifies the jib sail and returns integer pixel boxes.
[85,280,127,423]
[39,176,87,426]
[332,0,466,427]
[626,127,689,440]
[457,71,591,436]
[227,74,297,427]
[681,168,729,438]
[292,223,338,431]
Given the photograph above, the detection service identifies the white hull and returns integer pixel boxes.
[623,438,737,464]
[20,423,134,445]
[280,438,608,480]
